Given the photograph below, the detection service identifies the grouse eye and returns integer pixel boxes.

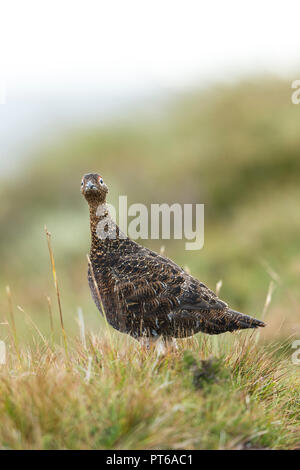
[81,180,84,186]
[99,177,104,184]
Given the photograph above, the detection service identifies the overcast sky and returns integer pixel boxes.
[1,1,300,169]
[1,0,300,94]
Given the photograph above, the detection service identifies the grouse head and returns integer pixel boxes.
[81,173,108,204]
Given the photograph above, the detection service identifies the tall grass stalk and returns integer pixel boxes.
[45,226,69,361]
[77,307,87,350]
[262,281,275,320]
[46,295,55,348]
[5,285,21,365]
[17,305,48,346]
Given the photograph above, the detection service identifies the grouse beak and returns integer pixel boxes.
[85,181,97,192]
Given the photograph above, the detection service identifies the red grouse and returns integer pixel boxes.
[81,173,265,343]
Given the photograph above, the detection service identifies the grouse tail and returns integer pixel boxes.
[225,309,266,331]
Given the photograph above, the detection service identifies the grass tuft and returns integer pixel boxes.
[0,329,299,450]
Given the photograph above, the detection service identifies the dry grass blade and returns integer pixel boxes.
[85,355,93,383]
[77,307,87,350]
[46,295,55,348]
[5,285,21,365]
[45,225,69,360]
[17,305,48,346]
[262,281,275,319]
[216,280,223,296]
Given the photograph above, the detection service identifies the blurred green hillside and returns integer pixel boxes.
[0,77,299,341]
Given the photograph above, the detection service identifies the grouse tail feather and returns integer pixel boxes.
[226,309,266,331]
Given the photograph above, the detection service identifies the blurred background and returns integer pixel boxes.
[0,1,300,343]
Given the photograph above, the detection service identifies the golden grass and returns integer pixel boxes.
[0,319,299,450]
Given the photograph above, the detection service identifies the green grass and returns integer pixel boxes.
[0,327,299,450]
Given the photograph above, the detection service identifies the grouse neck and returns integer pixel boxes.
[89,201,125,252]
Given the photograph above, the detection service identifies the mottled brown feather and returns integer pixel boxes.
[82,173,265,340]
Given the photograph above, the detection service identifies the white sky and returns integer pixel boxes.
[0,1,300,170]
[1,0,300,95]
